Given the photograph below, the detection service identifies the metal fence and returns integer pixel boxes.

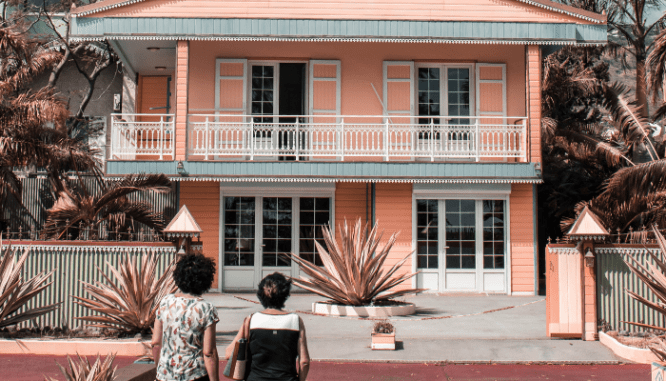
[7,241,177,329]
[596,245,666,332]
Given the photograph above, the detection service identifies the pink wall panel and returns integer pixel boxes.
[479,83,503,113]
[218,79,244,109]
[187,41,526,119]
[219,62,244,77]
[387,65,411,79]
[313,64,338,78]
[313,81,337,110]
[387,82,411,112]
[479,66,503,80]
[510,183,535,294]
[92,0,594,24]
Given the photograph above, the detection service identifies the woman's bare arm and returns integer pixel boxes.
[203,322,219,381]
[224,318,247,359]
[297,317,310,381]
[151,319,163,365]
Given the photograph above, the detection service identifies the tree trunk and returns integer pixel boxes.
[636,54,649,117]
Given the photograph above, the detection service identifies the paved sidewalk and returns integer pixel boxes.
[206,293,623,363]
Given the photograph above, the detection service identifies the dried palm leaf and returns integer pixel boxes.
[0,246,59,329]
[74,252,177,335]
[45,353,117,381]
[287,219,424,306]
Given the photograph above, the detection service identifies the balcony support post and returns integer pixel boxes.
[475,119,480,162]
[384,119,389,161]
[159,116,164,160]
[295,117,300,161]
[430,119,435,162]
[204,116,210,161]
[340,118,345,161]
[521,119,527,162]
[250,119,255,161]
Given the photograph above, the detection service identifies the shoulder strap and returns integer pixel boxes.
[242,313,254,340]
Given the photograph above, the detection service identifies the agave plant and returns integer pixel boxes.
[45,353,117,381]
[287,219,423,306]
[0,246,59,329]
[74,252,177,335]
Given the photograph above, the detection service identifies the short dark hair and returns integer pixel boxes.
[257,272,292,309]
[173,253,216,296]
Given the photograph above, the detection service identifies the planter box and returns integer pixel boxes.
[0,338,151,356]
[598,331,659,364]
[652,362,666,381]
[371,331,396,350]
[313,302,415,317]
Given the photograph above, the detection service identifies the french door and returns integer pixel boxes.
[222,195,330,290]
[415,198,506,293]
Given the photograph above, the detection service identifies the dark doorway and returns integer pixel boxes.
[279,63,306,160]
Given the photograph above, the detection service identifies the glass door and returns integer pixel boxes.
[223,197,257,289]
[261,197,293,281]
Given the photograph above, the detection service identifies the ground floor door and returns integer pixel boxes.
[221,194,331,290]
[415,198,507,293]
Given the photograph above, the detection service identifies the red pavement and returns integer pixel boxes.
[0,355,651,381]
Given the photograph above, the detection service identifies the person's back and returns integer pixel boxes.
[247,312,300,381]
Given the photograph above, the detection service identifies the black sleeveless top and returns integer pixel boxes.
[246,312,300,381]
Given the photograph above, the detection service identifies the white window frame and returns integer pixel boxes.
[411,185,511,294]
[246,60,310,120]
[414,63,476,124]
[218,183,335,291]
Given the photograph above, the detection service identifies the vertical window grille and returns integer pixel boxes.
[224,197,256,266]
[416,199,439,269]
[299,198,331,266]
[483,200,505,269]
[262,197,292,267]
[445,199,476,269]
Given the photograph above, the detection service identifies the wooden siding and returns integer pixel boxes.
[527,45,542,163]
[175,41,189,161]
[179,181,220,287]
[334,182,368,242]
[509,183,535,294]
[546,245,559,337]
[91,0,593,24]
[375,183,413,290]
[136,75,174,160]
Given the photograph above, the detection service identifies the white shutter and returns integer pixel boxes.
[475,63,507,121]
[309,60,341,116]
[215,58,247,114]
[383,61,414,117]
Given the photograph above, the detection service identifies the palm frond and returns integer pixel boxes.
[647,28,666,104]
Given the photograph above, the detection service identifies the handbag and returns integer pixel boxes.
[223,313,253,380]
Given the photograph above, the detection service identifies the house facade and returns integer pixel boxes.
[68,0,606,294]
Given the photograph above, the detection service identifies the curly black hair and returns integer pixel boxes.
[257,272,292,310]
[173,253,216,296]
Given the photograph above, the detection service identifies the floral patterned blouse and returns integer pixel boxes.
[156,294,219,381]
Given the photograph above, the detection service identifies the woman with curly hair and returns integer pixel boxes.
[226,272,310,381]
[151,253,219,381]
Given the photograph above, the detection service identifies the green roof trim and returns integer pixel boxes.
[70,17,607,45]
[105,161,542,183]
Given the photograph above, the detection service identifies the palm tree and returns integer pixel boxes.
[43,174,172,240]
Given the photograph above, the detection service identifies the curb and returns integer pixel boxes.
[310,358,629,365]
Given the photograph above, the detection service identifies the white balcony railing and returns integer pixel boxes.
[187,115,527,161]
[110,114,174,160]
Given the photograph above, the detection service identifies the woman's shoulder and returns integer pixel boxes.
[251,312,300,330]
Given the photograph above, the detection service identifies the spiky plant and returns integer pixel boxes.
[45,353,117,381]
[74,252,177,335]
[287,219,423,306]
[0,246,59,329]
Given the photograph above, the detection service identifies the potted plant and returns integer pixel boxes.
[371,320,395,350]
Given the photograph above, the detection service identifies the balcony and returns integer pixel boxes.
[110,114,174,160]
[110,114,527,162]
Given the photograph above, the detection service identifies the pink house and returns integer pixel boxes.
[69,0,606,293]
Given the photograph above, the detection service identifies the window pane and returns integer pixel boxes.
[418,68,441,126]
[417,199,439,269]
[446,200,476,269]
[262,197,292,267]
[299,198,331,265]
[482,200,505,269]
[224,197,255,267]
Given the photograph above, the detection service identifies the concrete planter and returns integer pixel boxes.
[0,338,151,356]
[312,302,415,317]
[652,362,666,381]
[598,331,659,364]
[371,331,396,350]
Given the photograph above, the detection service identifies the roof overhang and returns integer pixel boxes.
[69,17,608,45]
[106,161,543,183]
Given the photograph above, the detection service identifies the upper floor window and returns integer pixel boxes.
[417,66,471,125]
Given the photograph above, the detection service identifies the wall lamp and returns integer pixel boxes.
[176,161,188,176]
[584,247,595,268]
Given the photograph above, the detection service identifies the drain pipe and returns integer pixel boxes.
[371,183,376,228]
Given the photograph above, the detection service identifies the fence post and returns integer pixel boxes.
[522,119,527,162]
[204,116,210,161]
[159,116,165,160]
[475,119,480,162]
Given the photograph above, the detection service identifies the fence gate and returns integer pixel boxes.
[546,245,583,338]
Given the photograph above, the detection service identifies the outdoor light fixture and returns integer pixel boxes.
[147,47,161,51]
[155,66,167,71]
[584,247,595,268]
[176,161,188,176]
